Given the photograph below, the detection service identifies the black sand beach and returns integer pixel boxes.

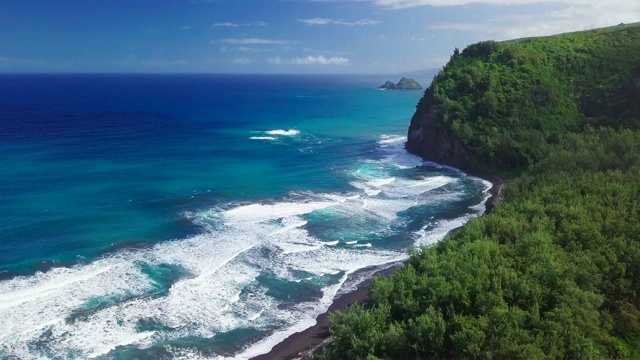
[251,176,503,360]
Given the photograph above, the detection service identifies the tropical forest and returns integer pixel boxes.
[319,23,640,359]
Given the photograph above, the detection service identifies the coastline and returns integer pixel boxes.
[250,173,503,360]
[251,266,399,360]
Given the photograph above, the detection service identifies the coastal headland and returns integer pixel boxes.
[256,22,640,360]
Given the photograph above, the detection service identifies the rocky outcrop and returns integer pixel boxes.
[406,90,485,175]
[395,77,422,90]
[379,77,422,90]
[406,89,502,211]
[379,81,396,90]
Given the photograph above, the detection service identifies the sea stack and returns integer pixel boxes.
[379,77,422,90]
[379,80,396,90]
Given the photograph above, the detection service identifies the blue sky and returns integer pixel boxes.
[1,0,638,73]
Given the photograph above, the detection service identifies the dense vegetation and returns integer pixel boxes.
[409,23,640,171]
[319,24,640,359]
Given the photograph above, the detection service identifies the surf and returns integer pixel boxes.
[0,75,489,359]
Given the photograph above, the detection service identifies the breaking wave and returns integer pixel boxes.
[0,134,492,359]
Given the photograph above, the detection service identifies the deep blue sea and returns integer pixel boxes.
[0,74,490,359]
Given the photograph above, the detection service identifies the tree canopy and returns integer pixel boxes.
[320,23,640,360]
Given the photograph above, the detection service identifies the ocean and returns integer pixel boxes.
[0,74,490,359]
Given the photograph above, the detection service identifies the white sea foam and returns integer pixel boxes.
[322,240,339,246]
[378,134,405,145]
[350,175,397,197]
[413,216,468,248]
[381,176,455,198]
[411,178,491,249]
[223,199,337,224]
[367,177,396,188]
[377,134,424,168]
[0,133,492,359]
[0,265,112,310]
[272,217,308,235]
[469,179,494,214]
[250,136,277,141]
[235,248,405,360]
[265,129,300,136]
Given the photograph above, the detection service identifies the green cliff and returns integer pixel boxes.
[320,23,640,360]
[407,23,640,173]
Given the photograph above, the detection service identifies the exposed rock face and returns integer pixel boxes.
[379,81,396,90]
[379,77,422,90]
[395,77,422,90]
[406,89,485,174]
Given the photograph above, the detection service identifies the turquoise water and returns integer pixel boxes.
[0,74,490,359]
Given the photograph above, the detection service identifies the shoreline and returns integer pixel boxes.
[250,173,503,360]
[251,266,399,360]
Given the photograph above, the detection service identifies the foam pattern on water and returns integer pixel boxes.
[0,135,491,359]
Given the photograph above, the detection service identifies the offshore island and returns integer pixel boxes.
[379,77,423,90]
[258,22,640,360]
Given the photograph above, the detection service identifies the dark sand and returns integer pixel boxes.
[251,266,399,360]
[251,176,502,360]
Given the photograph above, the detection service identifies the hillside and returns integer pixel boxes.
[319,24,640,359]
[407,23,640,173]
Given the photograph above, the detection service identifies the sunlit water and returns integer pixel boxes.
[0,74,490,359]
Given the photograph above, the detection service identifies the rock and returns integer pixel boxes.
[406,88,484,174]
[379,78,422,90]
[395,77,422,90]
[378,81,396,90]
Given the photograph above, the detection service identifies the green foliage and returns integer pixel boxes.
[410,23,640,171]
[320,24,640,360]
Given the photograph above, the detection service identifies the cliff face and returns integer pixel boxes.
[406,24,640,174]
[405,83,486,174]
[406,103,483,174]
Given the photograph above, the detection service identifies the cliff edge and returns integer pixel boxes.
[406,24,640,174]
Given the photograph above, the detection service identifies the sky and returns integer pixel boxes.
[1,0,639,74]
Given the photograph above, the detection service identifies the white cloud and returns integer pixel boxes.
[267,56,283,65]
[233,58,251,64]
[371,0,568,8]
[303,47,351,55]
[347,19,380,25]
[212,22,239,27]
[298,17,380,25]
[237,46,273,52]
[369,0,640,15]
[299,18,333,25]
[291,55,350,65]
[219,46,275,53]
[421,0,640,40]
[217,38,295,45]
[267,55,350,65]
[212,21,268,27]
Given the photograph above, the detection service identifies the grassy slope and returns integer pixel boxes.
[320,24,640,359]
